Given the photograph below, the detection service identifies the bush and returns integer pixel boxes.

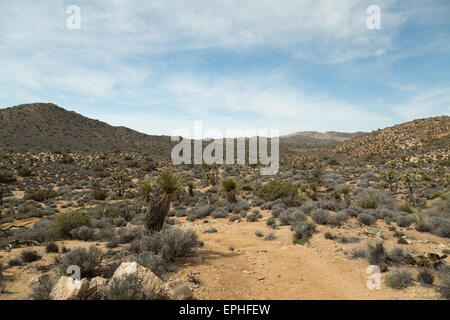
[48,210,91,239]
[396,215,415,228]
[357,213,376,226]
[397,202,416,214]
[211,207,228,219]
[24,188,57,202]
[91,188,107,201]
[311,209,329,225]
[45,242,59,253]
[335,211,350,224]
[385,269,414,290]
[292,221,316,240]
[264,232,276,241]
[358,197,377,209]
[8,258,22,266]
[139,228,201,263]
[70,226,94,241]
[135,252,168,278]
[366,242,386,265]
[58,246,103,278]
[257,180,298,201]
[27,275,53,300]
[246,213,259,222]
[0,169,15,183]
[438,266,450,299]
[105,273,150,300]
[417,269,434,285]
[20,250,41,263]
[351,246,367,259]
[254,230,264,238]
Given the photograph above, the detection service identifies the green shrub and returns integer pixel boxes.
[48,210,91,239]
[417,269,434,285]
[24,188,57,202]
[358,197,377,209]
[397,202,416,214]
[257,180,298,201]
[0,169,16,183]
[385,269,414,289]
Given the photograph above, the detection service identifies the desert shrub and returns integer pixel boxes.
[335,211,350,224]
[254,230,264,237]
[385,269,414,290]
[292,221,316,240]
[91,217,113,229]
[135,252,167,278]
[246,213,259,222]
[366,242,386,265]
[358,197,378,209]
[48,210,91,239]
[345,205,363,217]
[437,266,450,299]
[27,275,53,300]
[58,246,103,278]
[8,258,21,266]
[396,215,415,228]
[91,188,107,201]
[211,207,228,219]
[105,273,149,300]
[279,208,306,226]
[229,215,241,222]
[431,218,450,238]
[264,232,276,241]
[187,205,214,221]
[351,246,367,259]
[13,219,52,243]
[0,169,15,183]
[114,217,127,227]
[266,217,276,227]
[139,228,201,263]
[397,202,416,214]
[417,269,434,285]
[118,227,144,244]
[300,201,317,214]
[415,222,433,232]
[357,213,376,226]
[257,180,298,201]
[70,226,94,241]
[337,236,360,244]
[20,250,41,263]
[45,242,59,253]
[203,228,218,233]
[311,209,329,225]
[95,227,116,241]
[24,188,57,202]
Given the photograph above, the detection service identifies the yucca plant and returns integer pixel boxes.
[137,179,155,203]
[144,171,182,232]
[222,178,238,203]
[187,182,194,197]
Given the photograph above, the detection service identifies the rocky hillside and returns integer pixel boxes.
[0,103,174,155]
[332,116,450,162]
[280,131,366,148]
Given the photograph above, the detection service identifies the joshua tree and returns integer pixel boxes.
[110,171,132,197]
[222,178,238,203]
[144,171,182,232]
[138,179,155,204]
[400,172,422,204]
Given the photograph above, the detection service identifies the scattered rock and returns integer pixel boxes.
[163,279,193,300]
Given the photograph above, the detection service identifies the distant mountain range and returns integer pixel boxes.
[1,103,448,162]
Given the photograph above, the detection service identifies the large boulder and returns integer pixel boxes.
[110,262,192,300]
[49,276,89,300]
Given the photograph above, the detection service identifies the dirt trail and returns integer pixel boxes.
[175,214,443,300]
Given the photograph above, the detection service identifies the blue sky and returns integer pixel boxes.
[0,0,449,137]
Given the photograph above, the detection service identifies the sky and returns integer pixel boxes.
[0,0,449,137]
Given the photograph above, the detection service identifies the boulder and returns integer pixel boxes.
[111,262,165,298]
[49,276,89,300]
[110,262,193,300]
[163,279,193,300]
[86,276,108,299]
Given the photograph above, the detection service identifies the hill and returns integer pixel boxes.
[0,103,173,155]
[281,131,366,148]
[332,116,450,162]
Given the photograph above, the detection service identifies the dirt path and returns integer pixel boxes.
[175,214,443,300]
